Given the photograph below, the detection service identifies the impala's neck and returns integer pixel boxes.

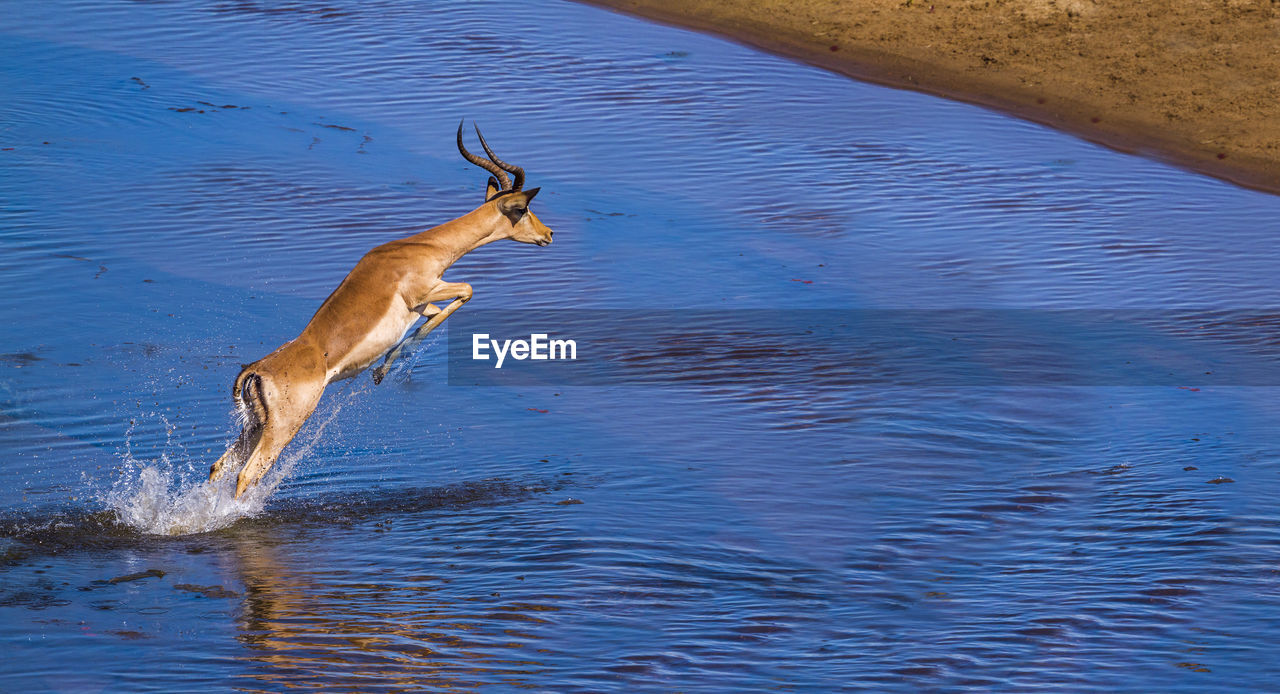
[431,204,510,268]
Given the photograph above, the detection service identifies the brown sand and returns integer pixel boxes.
[582,0,1280,194]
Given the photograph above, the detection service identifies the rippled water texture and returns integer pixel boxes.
[3,0,1280,690]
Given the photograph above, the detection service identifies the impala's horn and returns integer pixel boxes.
[457,120,510,191]
[474,125,525,192]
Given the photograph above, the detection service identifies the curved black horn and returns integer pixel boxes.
[457,120,510,190]
[474,125,525,192]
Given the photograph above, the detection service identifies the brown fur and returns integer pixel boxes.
[209,181,553,497]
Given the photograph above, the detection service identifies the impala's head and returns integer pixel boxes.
[458,121,554,247]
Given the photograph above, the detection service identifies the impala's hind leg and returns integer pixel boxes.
[209,421,262,483]
[232,429,288,500]
[234,379,324,499]
[209,371,267,483]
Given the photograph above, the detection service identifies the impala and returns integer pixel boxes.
[208,122,553,498]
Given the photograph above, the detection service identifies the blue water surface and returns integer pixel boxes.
[2,0,1279,690]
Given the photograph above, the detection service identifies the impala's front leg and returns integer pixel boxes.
[418,303,442,320]
[371,282,473,384]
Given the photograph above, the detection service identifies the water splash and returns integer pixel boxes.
[101,413,274,535]
[100,361,397,536]
[97,329,440,536]
[105,462,264,536]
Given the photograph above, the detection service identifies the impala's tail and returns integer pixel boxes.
[234,369,269,431]
[208,367,267,482]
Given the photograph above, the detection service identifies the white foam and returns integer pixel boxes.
[102,363,390,535]
[101,413,285,535]
[105,461,270,536]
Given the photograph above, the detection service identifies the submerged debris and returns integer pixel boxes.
[174,583,239,599]
[107,568,166,584]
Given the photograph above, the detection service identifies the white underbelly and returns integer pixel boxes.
[330,308,419,380]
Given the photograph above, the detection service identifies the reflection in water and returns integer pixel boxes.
[229,529,553,689]
[226,479,574,688]
[0,479,571,688]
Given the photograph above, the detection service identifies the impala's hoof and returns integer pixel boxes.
[371,367,385,385]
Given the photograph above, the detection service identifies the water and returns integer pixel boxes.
[2,0,1279,689]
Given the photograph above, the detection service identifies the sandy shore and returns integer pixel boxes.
[582,0,1280,194]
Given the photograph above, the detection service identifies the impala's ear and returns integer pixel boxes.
[522,187,540,202]
[497,191,530,215]
[485,177,500,200]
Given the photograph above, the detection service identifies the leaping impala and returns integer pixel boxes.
[208,122,553,498]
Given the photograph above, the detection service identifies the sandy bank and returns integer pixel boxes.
[582,0,1280,195]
